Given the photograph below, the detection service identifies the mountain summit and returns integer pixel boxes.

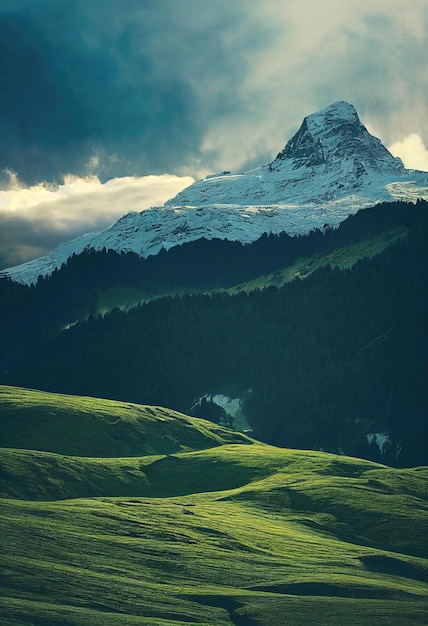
[272,101,405,175]
[168,100,409,206]
[2,101,428,285]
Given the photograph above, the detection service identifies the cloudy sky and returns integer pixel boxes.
[1,0,427,269]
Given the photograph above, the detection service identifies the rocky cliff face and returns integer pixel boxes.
[272,101,405,176]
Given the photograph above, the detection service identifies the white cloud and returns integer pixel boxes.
[388,134,428,171]
[0,173,194,268]
[0,172,194,228]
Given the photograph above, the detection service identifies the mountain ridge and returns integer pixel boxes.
[2,100,428,286]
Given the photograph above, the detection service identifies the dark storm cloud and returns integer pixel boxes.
[0,5,97,183]
[0,213,61,270]
[1,0,427,186]
[0,0,273,184]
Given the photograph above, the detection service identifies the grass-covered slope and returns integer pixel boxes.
[1,385,428,625]
[0,385,251,456]
[228,226,408,293]
[2,444,428,558]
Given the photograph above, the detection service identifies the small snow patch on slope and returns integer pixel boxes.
[367,432,390,454]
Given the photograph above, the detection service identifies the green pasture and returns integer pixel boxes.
[1,385,427,625]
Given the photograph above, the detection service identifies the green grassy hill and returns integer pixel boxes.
[0,385,250,456]
[1,385,428,625]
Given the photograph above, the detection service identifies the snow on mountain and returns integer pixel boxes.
[169,101,409,206]
[2,101,428,285]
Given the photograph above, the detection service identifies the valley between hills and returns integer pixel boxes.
[1,385,428,626]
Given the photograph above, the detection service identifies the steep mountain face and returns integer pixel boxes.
[170,101,409,206]
[2,101,428,285]
[272,101,405,174]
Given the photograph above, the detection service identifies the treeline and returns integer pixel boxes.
[1,200,426,373]
[7,211,428,467]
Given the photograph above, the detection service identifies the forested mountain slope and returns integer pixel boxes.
[5,201,427,466]
[0,200,424,370]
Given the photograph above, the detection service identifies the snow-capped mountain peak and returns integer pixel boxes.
[2,101,428,285]
[168,101,408,207]
[272,101,405,176]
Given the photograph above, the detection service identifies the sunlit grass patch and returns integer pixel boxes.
[0,385,251,456]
